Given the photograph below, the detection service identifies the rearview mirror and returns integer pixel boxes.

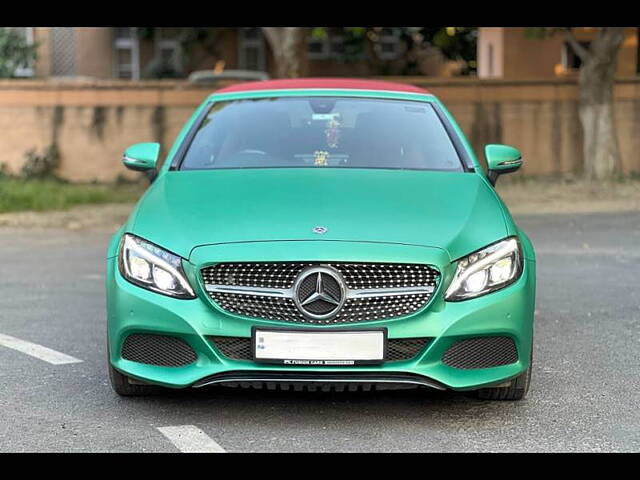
[122,143,160,172]
[485,144,523,185]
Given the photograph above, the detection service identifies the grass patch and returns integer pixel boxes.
[0,178,145,213]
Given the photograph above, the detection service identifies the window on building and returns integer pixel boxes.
[562,41,590,70]
[51,27,76,76]
[488,43,494,77]
[155,28,182,74]
[307,30,347,60]
[113,27,140,79]
[376,28,401,60]
[238,28,266,71]
[330,34,345,56]
[308,34,330,59]
[7,27,35,77]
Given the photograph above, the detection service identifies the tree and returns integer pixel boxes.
[308,27,477,76]
[0,28,37,78]
[397,27,477,75]
[527,27,626,180]
[261,28,308,78]
[140,27,310,79]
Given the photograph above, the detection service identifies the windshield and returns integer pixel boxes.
[179,97,464,171]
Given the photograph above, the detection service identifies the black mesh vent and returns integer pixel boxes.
[121,334,197,367]
[386,338,432,362]
[209,336,431,363]
[210,336,253,361]
[442,336,518,369]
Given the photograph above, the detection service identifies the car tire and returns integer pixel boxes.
[108,362,160,396]
[475,354,532,401]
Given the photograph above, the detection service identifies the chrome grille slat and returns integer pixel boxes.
[202,262,439,324]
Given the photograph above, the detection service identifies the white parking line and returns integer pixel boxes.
[0,333,83,365]
[82,274,103,281]
[157,425,226,453]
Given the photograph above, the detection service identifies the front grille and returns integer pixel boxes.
[442,336,518,369]
[202,262,436,290]
[202,263,304,289]
[202,262,439,324]
[209,336,432,363]
[121,334,197,367]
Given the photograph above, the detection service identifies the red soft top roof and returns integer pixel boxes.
[214,78,430,95]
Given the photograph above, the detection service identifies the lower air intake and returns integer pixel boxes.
[209,336,253,361]
[442,336,518,369]
[386,338,432,362]
[121,334,197,367]
[209,336,431,363]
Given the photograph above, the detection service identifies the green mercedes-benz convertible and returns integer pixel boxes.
[106,78,536,400]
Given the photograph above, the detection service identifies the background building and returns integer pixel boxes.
[477,27,640,79]
[3,27,640,182]
[9,27,469,80]
[12,27,399,79]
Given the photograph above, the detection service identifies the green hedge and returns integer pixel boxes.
[0,178,143,213]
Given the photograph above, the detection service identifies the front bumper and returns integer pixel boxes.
[107,241,535,391]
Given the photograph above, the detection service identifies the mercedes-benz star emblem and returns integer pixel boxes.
[293,266,346,320]
[312,226,328,234]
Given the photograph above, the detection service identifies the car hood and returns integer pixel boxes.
[130,168,509,261]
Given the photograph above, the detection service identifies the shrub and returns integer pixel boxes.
[20,145,60,180]
[0,28,37,78]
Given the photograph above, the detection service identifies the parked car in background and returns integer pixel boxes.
[187,69,269,86]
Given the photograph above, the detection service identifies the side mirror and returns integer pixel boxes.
[485,144,523,185]
[122,142,160,172]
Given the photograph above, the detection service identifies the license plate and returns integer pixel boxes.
[253,328,386,366]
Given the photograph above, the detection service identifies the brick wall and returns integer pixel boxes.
[1,77,640,182]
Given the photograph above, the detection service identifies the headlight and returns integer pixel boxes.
[444,237,522,301]
[118,234,196,299]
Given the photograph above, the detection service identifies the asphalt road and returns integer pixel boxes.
[1,211,639,452]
